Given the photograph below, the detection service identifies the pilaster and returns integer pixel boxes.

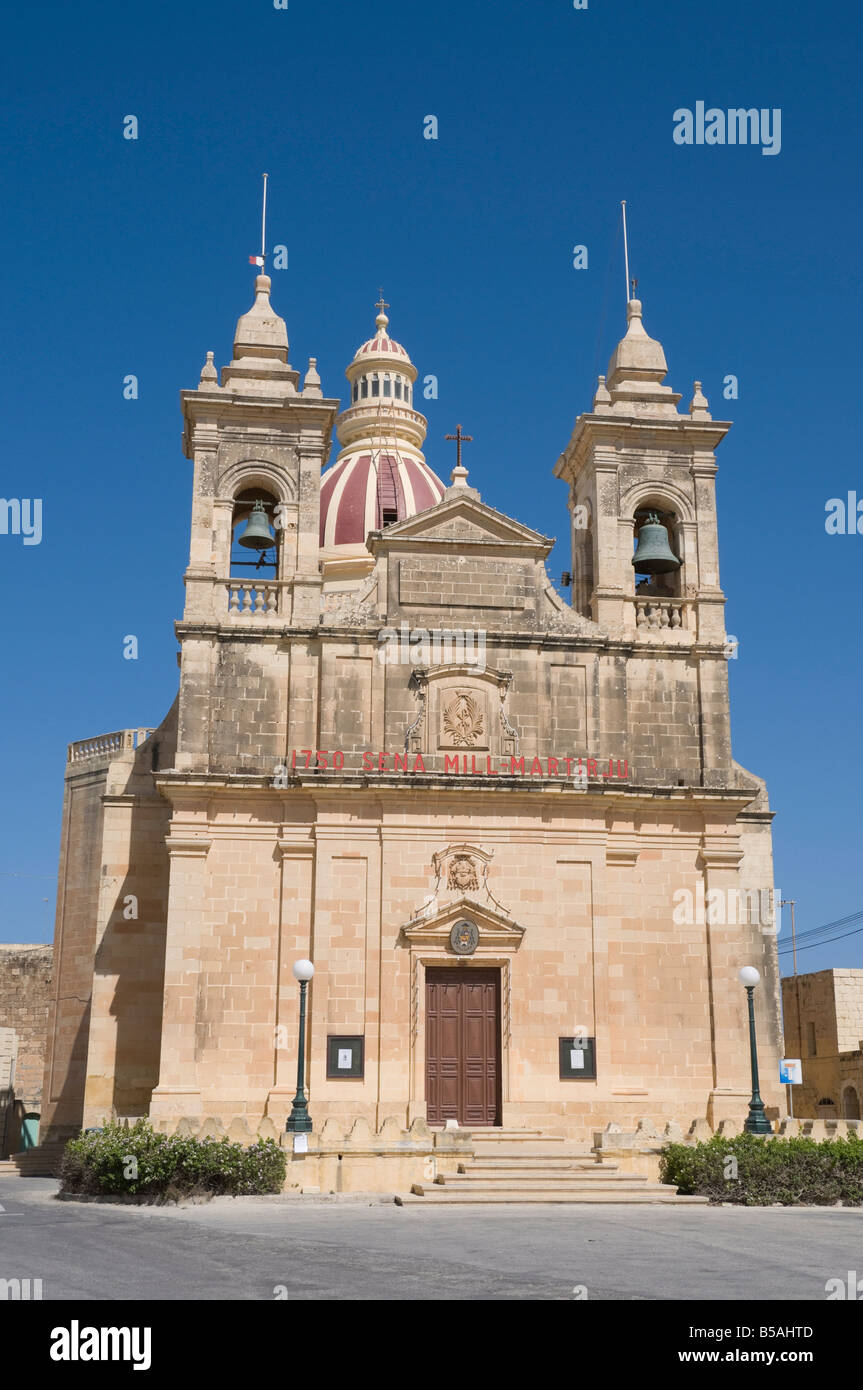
[148,833,212,1122]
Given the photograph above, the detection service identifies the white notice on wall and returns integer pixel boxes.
[338,1048,352,1070]
[292,1133,308,1153]
[570,1048,585,1069]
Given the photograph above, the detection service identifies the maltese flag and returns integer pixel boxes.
[249,255,264,266]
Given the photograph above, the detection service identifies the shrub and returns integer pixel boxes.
[59,1120,286,1200]
[660,1131,863,1206]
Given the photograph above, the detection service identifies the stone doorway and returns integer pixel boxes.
[425,966,501,1126]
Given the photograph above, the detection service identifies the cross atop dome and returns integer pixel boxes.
[353,300,410,362]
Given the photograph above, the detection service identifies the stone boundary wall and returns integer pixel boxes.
[0,945,53,1155]
[93,1113,475,1194]
[592,1116,863,1181]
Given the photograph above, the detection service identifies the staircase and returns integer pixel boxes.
[398,1129,706,1205]
[0,1143,65,1178]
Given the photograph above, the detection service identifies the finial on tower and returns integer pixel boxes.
[198,350,218,390]
[688,380,711,420]
[593,373,612,412]
[375,288,390,332]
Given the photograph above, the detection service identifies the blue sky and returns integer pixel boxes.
[1,0,860,971]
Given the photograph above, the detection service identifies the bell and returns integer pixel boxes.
[631,512,680,574]
[238,500,275,550]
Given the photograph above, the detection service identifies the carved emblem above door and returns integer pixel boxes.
[449,919,480,955]
[441,690,485,749]
[447,854,480,893]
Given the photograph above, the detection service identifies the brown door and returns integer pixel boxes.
[425,967,501,1126]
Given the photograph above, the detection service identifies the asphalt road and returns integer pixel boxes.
[1,1178,861,1301]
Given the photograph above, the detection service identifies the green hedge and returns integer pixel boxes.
[59,1120,286,1199]
[660,1131,863,1206]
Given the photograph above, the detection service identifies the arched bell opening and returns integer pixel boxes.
[572,508,594,619]
[226,487,283,617]
[230,487,281,579]
[230,488,280,572]
[631,505,682,598]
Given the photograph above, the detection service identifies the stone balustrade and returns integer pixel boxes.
[226,579,280,617]
[67,729,154,764]
[634,597,687,631]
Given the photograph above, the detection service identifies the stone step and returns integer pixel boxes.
[399,1125,694,1205]
[459,1142,589,1158]
[397,1189,708,1206]
[447,1170,649,1186]
[461,1159,615,1173]
[469,1130,567,1143]
[0,1144,65,1177]
[459,1128,551,1138]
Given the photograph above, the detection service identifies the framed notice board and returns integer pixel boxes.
[326,1035,365,1079]
[559,1036,596,1080]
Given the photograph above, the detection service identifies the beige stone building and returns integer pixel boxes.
[782,970,863,1120]
[0,944,53,1156]
[40,275,783,1156]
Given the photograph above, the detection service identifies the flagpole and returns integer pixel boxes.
[621,199,631,305]
[261,172,268,274]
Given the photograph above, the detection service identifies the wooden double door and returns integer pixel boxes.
[425,967,501,1127]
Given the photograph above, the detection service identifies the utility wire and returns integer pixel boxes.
[778,918,863,956]
[780,907,863,947]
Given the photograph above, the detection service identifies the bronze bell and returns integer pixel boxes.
[238,500,275,550]
[631,512,680,574]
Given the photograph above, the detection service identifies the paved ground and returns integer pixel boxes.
[1,1178,860,1300]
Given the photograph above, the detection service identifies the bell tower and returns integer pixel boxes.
[555,298,729,639]
[554,297,733,781]
[173,274,340,773]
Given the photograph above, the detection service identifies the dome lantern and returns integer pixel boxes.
[319,299,445,586]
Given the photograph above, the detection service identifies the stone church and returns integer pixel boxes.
[40,273,782,1154]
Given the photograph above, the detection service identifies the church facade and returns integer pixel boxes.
[41,275,783,1148]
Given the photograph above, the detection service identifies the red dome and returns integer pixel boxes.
[355,334,409,359]
[320,452,445,549]
[352,311,411,363]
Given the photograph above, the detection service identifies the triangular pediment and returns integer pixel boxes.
[368,493,553,557]
[400,896,525,952]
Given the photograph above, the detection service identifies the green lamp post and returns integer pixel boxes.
[739,966,772,1135]
[286,958,314,1134]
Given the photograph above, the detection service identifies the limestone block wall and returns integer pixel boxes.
[0,946,53,1155]
[315,630,723,789]
[81,775,172,1128]
[784,972,825,1061]
[620,655,706,781]
[148,786,781,1138]
[0,945,53,1105]
[833,970,863,1052]
[782,970,863,1119]
[41,757,110,1141]
[0,1026,17,1156]
[45,711,176,1141]
[837,1057,863,1118]
[207,637,290,774]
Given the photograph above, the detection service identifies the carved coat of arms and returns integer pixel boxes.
[449,920,479,956]
[442,690,484,748]
[447,854,479,893]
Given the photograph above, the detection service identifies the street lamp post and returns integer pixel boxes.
[286,958,315,1134]
[739,966,772,1135]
